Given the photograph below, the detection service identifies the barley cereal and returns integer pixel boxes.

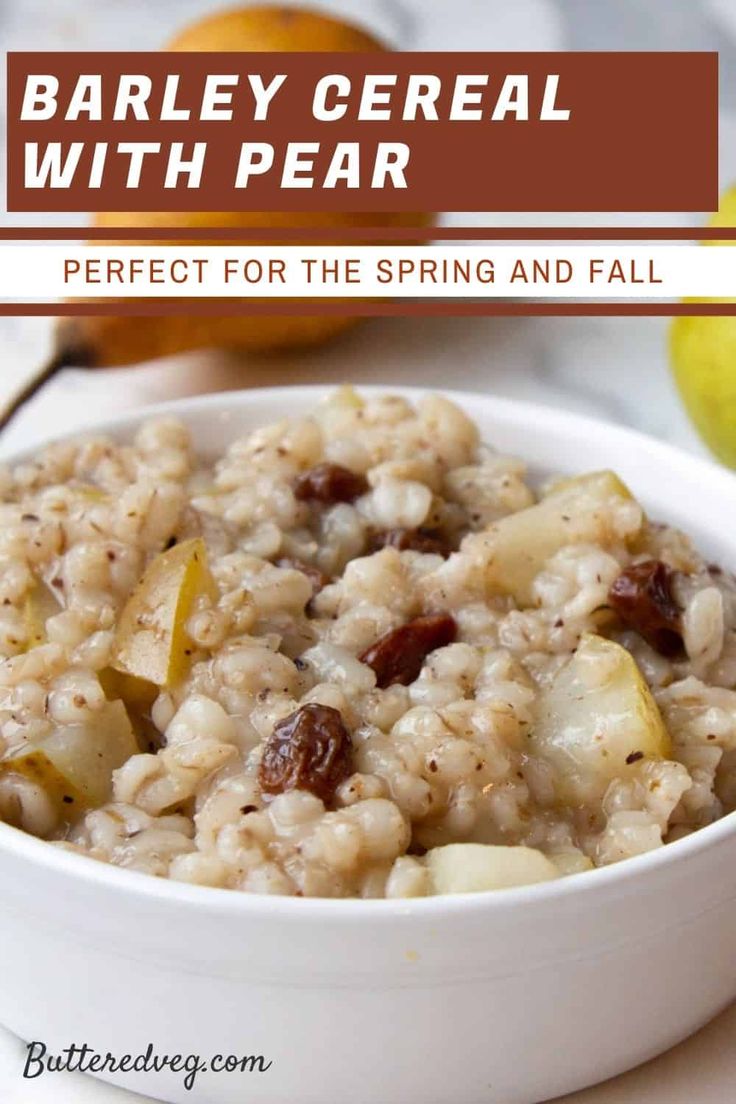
[1,387,735,898]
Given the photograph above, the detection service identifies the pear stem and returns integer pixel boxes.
[0,320,96,436]
[0,353,71,436]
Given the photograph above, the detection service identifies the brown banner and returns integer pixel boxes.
[0,228,734,241]
[6,51,718,213]
[1,304,735,318]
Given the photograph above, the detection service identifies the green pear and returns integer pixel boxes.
[670,188,736,466]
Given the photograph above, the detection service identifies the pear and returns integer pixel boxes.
[0,7,430,432]
[50,7,430,371]
[472,470,641,607]
[0,699,138,824]
[426,844,559,894]
[113,537,218,687]
[670,187,736,466]
[168,5,382,52]
[22,581,62,650]
[529,633,671,805]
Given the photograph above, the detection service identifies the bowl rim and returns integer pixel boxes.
[2,381,736,922]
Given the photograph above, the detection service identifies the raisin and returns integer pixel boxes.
[608,560,682,656]
[258,703,353,803]
[368,527,451,557]
[360,613,457,688]
[275,557,331,597]
[293,463,368,505]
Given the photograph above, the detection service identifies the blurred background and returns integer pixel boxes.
[0,0,734,457]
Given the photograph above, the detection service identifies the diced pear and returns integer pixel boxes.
[98,667,158,712]
[113,537,217,687]
[98,666,159,748]
[22,582,62,649]
[480,470,641,606]
[542,469,633,502]
[530,633,671,805]
[0,699,138,821]
[426,843,559,895]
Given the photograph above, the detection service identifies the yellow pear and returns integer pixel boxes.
[168,5,382,52]
[530,633,671,806]
[471,471,640,607]
[51,6,430,370]
[670,187,736,466]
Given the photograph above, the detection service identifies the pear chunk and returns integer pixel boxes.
[0,699,138,822]
[427,843,559,894]
[98,666,159,747]
[542,469,633,502]
[113,537,217,687]
[98,667,158,712]
[22,581,62,649]
[478,470,641,606]
[530,633,671,805]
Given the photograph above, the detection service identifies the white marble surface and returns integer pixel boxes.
[2,1,736,1102]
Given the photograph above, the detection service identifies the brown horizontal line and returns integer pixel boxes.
[1,302,735,317]
[0,226,733,241]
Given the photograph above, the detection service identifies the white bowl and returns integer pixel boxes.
[2,385,736,1104]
